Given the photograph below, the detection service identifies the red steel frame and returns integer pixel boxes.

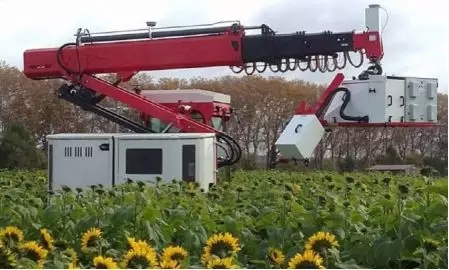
[79,75,217,133]
[23,28,245,80]
[140,101,232,127]
[23,29,384,80]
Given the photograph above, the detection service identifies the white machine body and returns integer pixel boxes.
[46,133,217,192]
[275,114,325,160]
[140,89,231,104]
[323,75,438,124]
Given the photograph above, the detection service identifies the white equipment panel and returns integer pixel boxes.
[275,114,325,160]
[323,75,438,124]
[47,133,116,192]
[404,77,438,122]
[140,89,231,104]
[46,133,217,193]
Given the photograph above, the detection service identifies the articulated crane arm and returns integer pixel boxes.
[22,6,384,168]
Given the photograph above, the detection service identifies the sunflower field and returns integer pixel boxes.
[0,169,447,269]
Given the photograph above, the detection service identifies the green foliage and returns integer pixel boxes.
[0,170,447,269]
[0,123,45,169]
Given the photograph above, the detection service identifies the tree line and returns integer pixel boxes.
[0,61,447,175]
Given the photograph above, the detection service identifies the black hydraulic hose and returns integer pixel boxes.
[216,131,242,168]
[316,87,369,122]
[57,43,79,75]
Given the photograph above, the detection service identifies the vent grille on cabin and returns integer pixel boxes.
[64,146,72,157]
[64,146,94,158]
[85,146,93,157]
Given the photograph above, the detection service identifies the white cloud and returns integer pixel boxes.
[0,0,447,93]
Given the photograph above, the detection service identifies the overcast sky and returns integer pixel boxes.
[1,0,448,93]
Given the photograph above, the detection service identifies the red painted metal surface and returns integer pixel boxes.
[353,32,384,61]
[80,74,218,133]
[21,23,385,134]
[139,102,232,126]
[23,31,244,80]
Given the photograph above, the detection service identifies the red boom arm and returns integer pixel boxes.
[23,25,383,81]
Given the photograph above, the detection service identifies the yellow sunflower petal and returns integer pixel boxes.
[0,226,24,243]
[201,232,241,264]
[122,245,158,268]
[39,228,54,251]
[20,241,48,268]
[287,250,325,269]
[81,228,102,252]
[160,245,188,263]
[93,256,117,269]
[206,257,238,269]
[268,247,285,265]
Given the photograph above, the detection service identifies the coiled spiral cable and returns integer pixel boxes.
[229,50,365,75]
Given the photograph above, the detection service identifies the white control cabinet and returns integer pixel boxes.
[46,133,217,193]
[403,77,438,122]
[275,114,325,160]
[323,75,438,124]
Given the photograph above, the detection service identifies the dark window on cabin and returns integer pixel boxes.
[125,148,163,174]
[182,144,196,182]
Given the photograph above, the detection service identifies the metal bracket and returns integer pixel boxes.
[146,21,157,39]
[161,123,173,133]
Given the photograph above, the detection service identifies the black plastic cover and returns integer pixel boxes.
[242,31,354,63]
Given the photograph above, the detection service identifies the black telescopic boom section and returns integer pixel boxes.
[79,25,244,43]
[242,31,355,62]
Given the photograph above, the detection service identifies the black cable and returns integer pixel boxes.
[216,142,231,161]
[56,43,79,75]
[338,87,369,122]
[316,87,369,122]
[216,131,242,167]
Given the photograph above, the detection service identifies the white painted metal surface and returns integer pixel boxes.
[403,77,439,122]
[323,75,438,124]
[275,114,325,160]
[140,89,231,104]
[47,133,116,192]
[47,133,217,193]
[365,4,382,33]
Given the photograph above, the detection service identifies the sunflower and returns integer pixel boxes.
[287,250,325,269]
[0,242,17,268]
[304,232,339,253]
[159,259,181,269]
[66,248,78,268]
[126,237,155,253]
[268,247,285,265]
[81,228,102,253]
[126,237,136,249]
[39,228,54,251]
[201,233,241,264]
[0,226,24,245]
[121,245,158,268]
[160,245,188,264]
[19,241,48,268]
[206,257,238,269]
[93,256,117,269]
